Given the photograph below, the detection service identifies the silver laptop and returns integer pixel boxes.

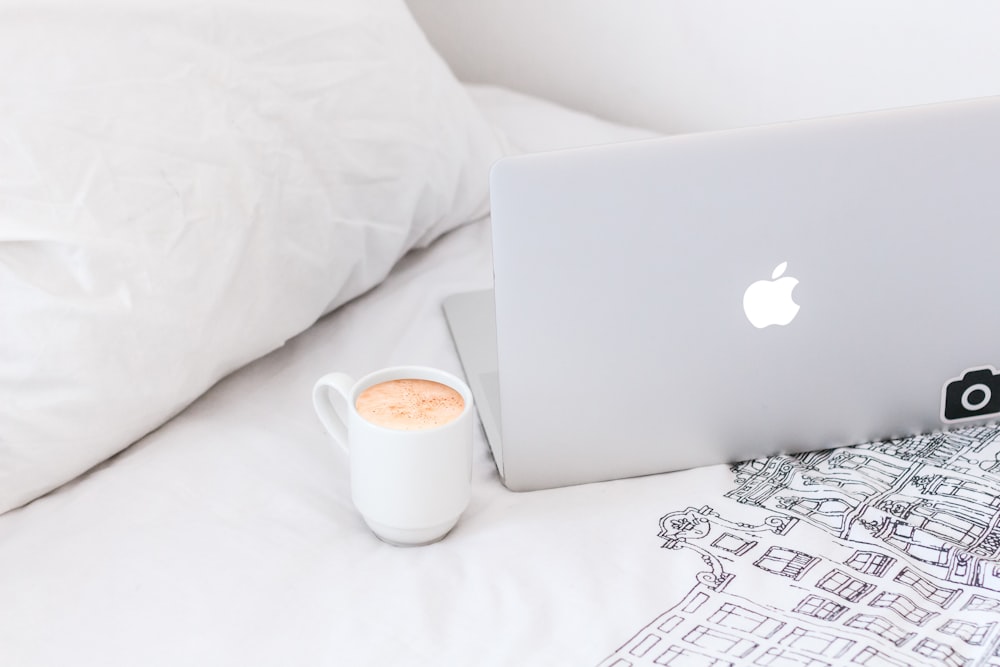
[445,95,1000,492]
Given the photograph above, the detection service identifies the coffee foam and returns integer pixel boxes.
[355,379,464,431]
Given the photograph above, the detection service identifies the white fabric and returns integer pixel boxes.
[0,0,505,514]
[0,85,658,666]
[2,84,999,667]
[466,85,656,153]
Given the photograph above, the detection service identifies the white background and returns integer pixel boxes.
[408,0,1000,134]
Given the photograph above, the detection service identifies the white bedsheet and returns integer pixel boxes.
[0,85,662,666]
[4,86,1000,667]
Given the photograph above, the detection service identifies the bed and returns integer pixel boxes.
[4,2,1000,666]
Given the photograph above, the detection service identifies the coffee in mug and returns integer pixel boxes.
[355,379,464,431]
[312,366,473,546]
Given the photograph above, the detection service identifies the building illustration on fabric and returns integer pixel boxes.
[601,425,1000,667]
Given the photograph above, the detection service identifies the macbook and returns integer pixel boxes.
[445,95,1000,491]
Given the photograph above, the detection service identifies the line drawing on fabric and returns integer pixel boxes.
[600,424,1000,667]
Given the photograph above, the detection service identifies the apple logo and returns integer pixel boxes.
[742,262,800,329]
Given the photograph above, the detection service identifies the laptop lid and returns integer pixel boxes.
[472,95,1000,491]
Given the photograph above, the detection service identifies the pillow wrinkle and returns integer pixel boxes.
[0,0,506,514]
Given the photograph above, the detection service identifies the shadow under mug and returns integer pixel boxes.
[312,366,474,546]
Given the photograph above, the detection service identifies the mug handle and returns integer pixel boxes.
[312,373,355,454]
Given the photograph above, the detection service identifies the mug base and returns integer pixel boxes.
[363,515,460,547]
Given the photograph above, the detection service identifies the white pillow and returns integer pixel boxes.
[0,0,506,514]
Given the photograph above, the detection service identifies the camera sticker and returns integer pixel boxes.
[941,365,1000,424]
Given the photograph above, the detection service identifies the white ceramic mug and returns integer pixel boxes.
[312,366,474,546]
